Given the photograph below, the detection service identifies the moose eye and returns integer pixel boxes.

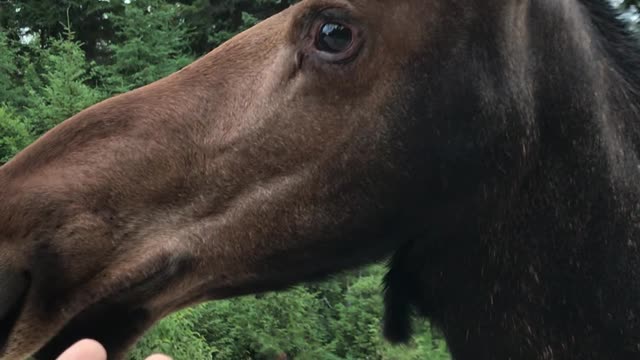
[306,11,363,64]
[316,23,353,53]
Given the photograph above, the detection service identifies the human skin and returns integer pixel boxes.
[56,340,171,360]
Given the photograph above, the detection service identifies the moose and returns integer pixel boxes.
[1,0,640,358]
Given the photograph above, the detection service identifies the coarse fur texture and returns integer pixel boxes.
[1,0,640,359]
[382,1,640,358]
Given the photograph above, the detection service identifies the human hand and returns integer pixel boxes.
[56,339,172,360]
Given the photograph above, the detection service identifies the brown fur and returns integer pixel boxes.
[0,1,434,358]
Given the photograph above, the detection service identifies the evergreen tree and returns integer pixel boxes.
[0,31,19,106]
[153,0,299,54]
[0,106,33,165]
[0,0,126,62]
[27,28,103,136]
[188,286,332,359]
[97,0,195,94]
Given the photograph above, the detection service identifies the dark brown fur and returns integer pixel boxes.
[1,0,640,359]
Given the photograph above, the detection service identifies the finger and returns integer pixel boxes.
[56,339,107,360]
[145,354,173,360]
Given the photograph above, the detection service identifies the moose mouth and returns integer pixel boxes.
[33,299,152,359]
[37,256,196,359]
[0,254,196,359]
[0,272,31,353]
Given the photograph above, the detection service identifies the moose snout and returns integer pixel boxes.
[0,270,30,351]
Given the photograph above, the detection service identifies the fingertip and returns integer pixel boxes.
[56,339,107,360]
[145,354,173,360]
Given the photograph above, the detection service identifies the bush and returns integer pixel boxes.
[191,286,332,359]
[26,29,103,136]
[0,106,33,164]
[128,308,214,360]
[96,0,194,94]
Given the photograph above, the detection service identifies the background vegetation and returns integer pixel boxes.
[1,0,638,359]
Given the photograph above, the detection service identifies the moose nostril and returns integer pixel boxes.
[0,270,30,351]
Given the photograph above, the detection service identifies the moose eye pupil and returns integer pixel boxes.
[317,23,353,53]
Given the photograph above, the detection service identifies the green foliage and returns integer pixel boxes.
[128,309,214,360]
[330,266,449,360]
[0,32,19,106]
[97,0,195,94]
[332,272,387,358]
[0,0,126,62]
[0,106,33,165]
[27,29,103,135]
[0,30,41,112]
[190,287,332,359]
[209,11,260,47]
[168,0,296,53]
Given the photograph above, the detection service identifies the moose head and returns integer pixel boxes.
[2,0,640,359]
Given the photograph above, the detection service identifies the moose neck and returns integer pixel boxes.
[391,1,640,359]
[520,2,640,357]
